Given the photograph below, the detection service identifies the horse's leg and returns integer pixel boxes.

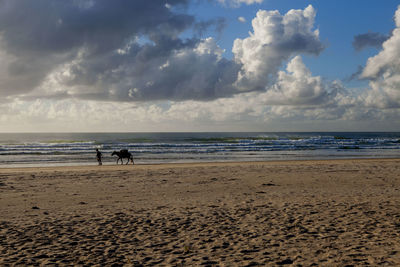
[121,158,124,165]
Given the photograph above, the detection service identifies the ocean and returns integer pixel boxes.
[0,132,399,167]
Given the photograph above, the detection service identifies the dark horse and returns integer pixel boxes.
[111,149,134,165]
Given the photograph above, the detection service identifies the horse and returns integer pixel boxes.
[111,149,134,165]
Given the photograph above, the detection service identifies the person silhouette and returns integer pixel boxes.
[96,148,102,166]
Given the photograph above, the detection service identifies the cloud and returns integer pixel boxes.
[238,17,246,23]
[0,0,234,101]
[1,49,398,132]
[254,56,361,123]
[6,0,389,126]
[3,80,392,132]
[217,0,263,7]
[193,17,226,37]
[118,37,241,101]
[2,0,191,94]
[360,5,400,108]
[1,3,399,132]
[161,57,357,124]
[232,5,324,91]
[344,65,364,82]
[0,2,325,103]
[353,32,389,51]
[261,56,331,105]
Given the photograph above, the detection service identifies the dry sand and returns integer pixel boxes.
[1,159,400,266]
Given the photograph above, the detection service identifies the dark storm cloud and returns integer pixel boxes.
[0,0,191,54]
[1,0,236,100]
[352,32,389,51]
[194,17,227,37]
[277,33,324,55]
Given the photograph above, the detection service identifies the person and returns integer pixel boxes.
[96,148,102,166]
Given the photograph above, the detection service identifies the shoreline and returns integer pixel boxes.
[0,157,399,172]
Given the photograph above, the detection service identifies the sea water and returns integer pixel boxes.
[0,132,399,167]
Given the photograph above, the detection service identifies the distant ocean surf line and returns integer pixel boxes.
[0,132,399,167]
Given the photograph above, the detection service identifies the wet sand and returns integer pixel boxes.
[1,159,400,266]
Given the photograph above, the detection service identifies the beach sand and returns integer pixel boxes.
[1,159,400,266]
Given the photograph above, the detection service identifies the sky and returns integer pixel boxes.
[0,0,399,132]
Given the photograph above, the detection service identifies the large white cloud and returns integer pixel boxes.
[360,5,400,108]
[261,56,329,105]
[232,5,324,91]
